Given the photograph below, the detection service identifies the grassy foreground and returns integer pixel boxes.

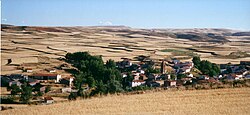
[1,88,250,115]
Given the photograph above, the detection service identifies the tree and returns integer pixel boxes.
[177,74,186,79]
[192,56,201,68]
[146,67,160,74]
[33,83,42,92]
[107,80,123,94]
[106,59,116,69]
[65,52,123,97]
[86,76,95,88]
[68,92,77,100]
[170,74,176,80]
[196,60,220,77]
[20,84,33,104]
[92,81,107,95]
[45,86,51,93]
[10,84,22,96]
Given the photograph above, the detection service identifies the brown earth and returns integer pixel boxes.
[1,25,250,75]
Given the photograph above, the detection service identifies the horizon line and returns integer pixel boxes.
[1,23,249,31]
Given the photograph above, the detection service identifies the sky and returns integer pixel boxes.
[1,0,250,30]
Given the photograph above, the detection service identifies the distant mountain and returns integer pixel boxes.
[2,24,249,43]
[232,32,250,36]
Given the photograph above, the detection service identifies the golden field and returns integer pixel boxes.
[1,88,250,115]
[1,26,250,75]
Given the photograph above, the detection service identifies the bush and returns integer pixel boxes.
[0,96,18,104]
[68,92,77,100]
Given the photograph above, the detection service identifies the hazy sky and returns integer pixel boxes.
[1,0,250,30]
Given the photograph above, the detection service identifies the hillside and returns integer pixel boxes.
[1,88,250,115]
[1,25,250,75]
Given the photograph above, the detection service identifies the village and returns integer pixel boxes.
[1,53,250,107]
[1,54,250,106]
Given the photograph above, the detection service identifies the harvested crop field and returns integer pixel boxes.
[1,25,250,75]
[1,88,250,115]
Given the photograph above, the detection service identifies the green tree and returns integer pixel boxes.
[197,60,220,77]
[68,92,77,100]
[177,74,186,79]
[107,80,123,94]
[170,74,176,80]
[146,67,160,74]
[45,86,51,93]
[192,56,201,68]
[86,76,95,88]
[10,84,22,96]
[33,83,42,92]
[106,59,116,69]
[20,84,33,104]
[65,52,123,97]
[92,81,107,95]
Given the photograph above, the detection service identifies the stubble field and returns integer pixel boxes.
[1,25,250,75]
[1,88,250,115]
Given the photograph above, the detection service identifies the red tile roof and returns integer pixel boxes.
[44,96,53,100]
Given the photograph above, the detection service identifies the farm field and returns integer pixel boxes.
[1,25,250,75]
[1,88,250,115]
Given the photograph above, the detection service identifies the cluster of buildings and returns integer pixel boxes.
[117,58,195,88]
[1,56,250,104]
[1,73,74,92]
[118,57,250,88]
[219,61,250,81]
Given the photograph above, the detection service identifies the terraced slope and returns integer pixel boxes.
[1,25,250,74]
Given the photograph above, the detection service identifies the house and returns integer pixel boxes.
[9,74,24,81]
[27,78,40,86]
[226,74,240,81]
[160,74,171,80]
[122,73,128,78]
[172,59,180,64]
[132,80,145,87]
[164,80,177,87]
[146,81,160,87]
[147,74,156,81]
[59,77,74,87]
[187,73,193,78]
[136,69,145,74]
[61,87,78,93]
[40,86,46,92]
[117,58,132,68]
[9,80,22,87]
[45,68,56,73]
[139,74,147,80]
[44,96,54,104]
[181,77,193,85]
[31,73,61,83]
[25,68,33,73]
[133,74,140,81]
[155,80,164,86]
[199,75,210,80]
[245,74,250,79]
[240,61,250,66]
[180,66,191,74]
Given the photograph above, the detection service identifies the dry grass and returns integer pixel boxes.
[1,88,250,115]
[1,27,250,75]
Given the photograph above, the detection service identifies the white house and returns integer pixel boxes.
[164,80,177,87]
[32,73,62,83]
[132,80,145,87]
[44,96,54,104]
